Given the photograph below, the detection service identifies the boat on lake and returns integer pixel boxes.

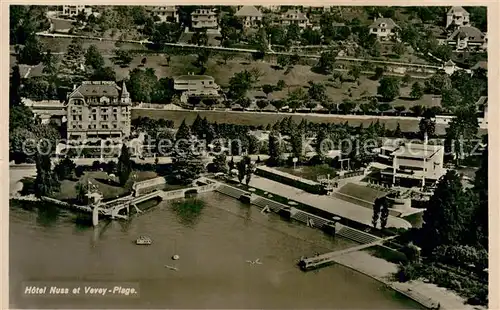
[298,254,334,271]
[136,236,152,245]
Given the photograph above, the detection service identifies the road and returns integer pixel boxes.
[35,31,443,69]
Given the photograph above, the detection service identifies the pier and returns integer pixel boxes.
[298,240,385,271]
[33,177,221,226]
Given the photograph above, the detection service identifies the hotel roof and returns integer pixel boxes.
[174,75,215,81]
[70,81,120,98]
[391,143,443,159]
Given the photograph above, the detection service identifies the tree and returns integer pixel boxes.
[402,73,412,86]
[34,153,59,198]
[348,65,362,81]
[42,50,59,76]
[420,170,470,254]
[377,77,400,101]
[262,84,275,95]
[268,131,282,165]
[176,119,192,141]
[307,81,327,102]
[221,53,234,65]
[301,27,322,45]
[115,49,133,66]
[19,35,44,65]
[339,100,356,114]
[228,70,254,100]
[393,42,406,57]
[410,105,424,117]
[10,65,22,107]
[286,88,309,111]
[66,38,84,63]
[191,29,209,46]
[394,123,403,138]
[277,55,290,69]
[425,72,452,95]
[85,45,105,70]
[228,156,235,174]
[395,106,406,116]
[372,197,381,228]
[91,66,116,81]
[471,146,488,250]
[245,157,254,186]
[410,82,424,100]
[315,49,338,74]
[170,150,205,185]
[379,197,390,229]
[419,113,436,139]
[236,158,246,183]
[441,89,463,111]
[276,79,286,90]
[151,22,181,45]
[75,182,89,205]
[212,154,228,174]
[117,144,132,186]
[373,67,385,80]
[444,106,479,164]
[54,156,76,181]
[128,68,158,103]
[257,100,268,111]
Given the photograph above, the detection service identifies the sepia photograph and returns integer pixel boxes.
[6,3,491,309]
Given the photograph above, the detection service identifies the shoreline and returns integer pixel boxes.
[8,168,482,310]
[331,250,483,310]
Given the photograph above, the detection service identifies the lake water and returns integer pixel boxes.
[10,192,423,309]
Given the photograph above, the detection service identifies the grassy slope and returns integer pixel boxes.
[131,108,449,134]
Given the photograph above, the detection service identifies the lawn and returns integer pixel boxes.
[276,164,337,182]
[131,108,450,134]
[32,37,440,108]
[53,170,158,202]
[336,182,387,204]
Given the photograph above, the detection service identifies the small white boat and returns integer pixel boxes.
[164,265,178,271]
[136,236,152,245]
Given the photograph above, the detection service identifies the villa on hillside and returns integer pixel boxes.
[173,75,221,104]
[66,81,131,141]
[446,6,470,29]
[303,5,332,14]
[376,138,445,188]
[146,6,179,23]
[279,9,310,29]
[62,5,93,17]
[235,6,263,28]
[191,7,220,33]
[447,26,487,51]
[369,17,400,41]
